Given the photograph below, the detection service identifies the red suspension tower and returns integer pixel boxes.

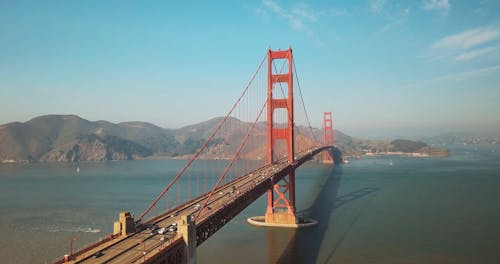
[323,112,334,163]
[265,48,297,225]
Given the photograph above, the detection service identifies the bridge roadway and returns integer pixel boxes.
[59,146,331,264]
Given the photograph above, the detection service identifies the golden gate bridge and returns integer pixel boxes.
[54,47,337,264]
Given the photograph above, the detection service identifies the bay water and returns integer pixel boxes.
[0,145,499,263]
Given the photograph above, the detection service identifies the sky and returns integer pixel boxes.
[1,0,500,138]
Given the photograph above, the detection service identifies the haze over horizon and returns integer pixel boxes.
[1,1,499,139]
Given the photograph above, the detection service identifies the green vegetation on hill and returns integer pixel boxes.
[390,139,428,152]
[174,137,204,156]
[101,135,153,159]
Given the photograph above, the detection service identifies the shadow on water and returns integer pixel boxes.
[274,165,380,264]
[331,147,343,166]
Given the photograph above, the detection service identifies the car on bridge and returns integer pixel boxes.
[93,251,104,258]
[168,225,177,232]
[158,227,167,234]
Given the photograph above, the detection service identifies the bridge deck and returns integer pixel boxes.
[56,146,332,264]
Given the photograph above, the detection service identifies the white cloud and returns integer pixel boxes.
[259,0,330,46]
[370,0,388,14]
[432,26,500,50]
[406,65,500,88]
[456,46,500,61]
[252,7,269,19]
[263,0,284,15]
[376,18,406,34]
[422,0,450,12]
[262,0,310,32]
[291,4,318,22]
[425,25,500,62]
[433,65,500,82]
[375,7,410,34]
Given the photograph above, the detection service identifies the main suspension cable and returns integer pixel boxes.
[138,52,268,222]
[292,57,318,144]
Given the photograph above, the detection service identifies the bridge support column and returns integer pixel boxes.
[323,112,334,164]
[248,47,318,228]
[113,211,136,237]
[266,48,297,226]
[264,169,297,225]
[179,215,197,264]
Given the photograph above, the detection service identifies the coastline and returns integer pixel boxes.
[1,151,450,164]
[364,151,449,158]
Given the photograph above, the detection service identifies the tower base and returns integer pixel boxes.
[247,216,318,228]
[265,211,297,225]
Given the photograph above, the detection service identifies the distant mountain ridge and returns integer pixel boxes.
[0,115,179,163]
[422,132,499,146]
[0,115,320,163]
[0,115,447,163]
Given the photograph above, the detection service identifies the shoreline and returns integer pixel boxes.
[1,155,254,164]
[1,149,452,164]
[363,151,449,158]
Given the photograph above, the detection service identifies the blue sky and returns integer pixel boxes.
[1,0,499,138]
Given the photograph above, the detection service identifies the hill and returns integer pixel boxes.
[360,139,449,157]
[390,139,427,152]
[0,115,320,163]
[0,115,449,163]
[423,132,499,146]
[0,115,178,163]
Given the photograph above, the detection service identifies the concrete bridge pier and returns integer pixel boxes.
[179,215,197,264]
